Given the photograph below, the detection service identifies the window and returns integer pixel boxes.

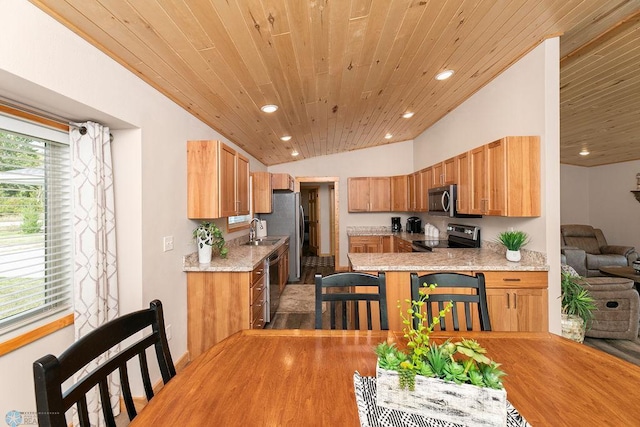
[0,113,72,333]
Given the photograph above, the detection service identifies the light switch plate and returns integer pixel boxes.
[163,236,174,252]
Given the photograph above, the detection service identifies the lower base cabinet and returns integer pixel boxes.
[376,271,548,332]
[187,263,266,359]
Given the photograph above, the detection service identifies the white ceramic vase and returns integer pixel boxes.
[198,239,212,264]
[506,249,521,262]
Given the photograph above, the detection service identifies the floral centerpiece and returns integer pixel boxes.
[374,284,507,425]
[193,221,228,263]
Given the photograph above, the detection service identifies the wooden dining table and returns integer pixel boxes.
[130,329,640,426]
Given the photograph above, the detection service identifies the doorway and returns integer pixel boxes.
[297,177,339,270]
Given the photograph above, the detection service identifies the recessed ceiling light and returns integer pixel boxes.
[280,135,292,141]
[402,112,414,119]
[260,104,278,113]
[579,149,590,156]
[384,133,393,139]
[435,70,455,80]
[291,150,299,157]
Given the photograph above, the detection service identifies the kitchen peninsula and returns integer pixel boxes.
[348,248,549,332]
[183,236,289,358]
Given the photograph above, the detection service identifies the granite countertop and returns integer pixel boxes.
[348,249,549,272]
[183,236,289,272]
[347,228,433,242]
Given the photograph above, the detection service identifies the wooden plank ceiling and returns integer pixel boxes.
[30,0,640,167]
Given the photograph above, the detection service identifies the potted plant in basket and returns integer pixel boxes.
[496,230,530,262]
[560,272,596,343]
[193,221,228,263]
[374,284,507,425]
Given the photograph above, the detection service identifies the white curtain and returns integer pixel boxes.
[70,121,119,426]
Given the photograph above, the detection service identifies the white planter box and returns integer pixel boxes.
[376,365,507,426]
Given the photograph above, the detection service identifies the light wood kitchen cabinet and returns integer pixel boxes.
[252,171,272,213]
[408,172,418,211]
[187,262,266,358]
[432,157,456,187]
[456,151,471,214]
[348,177,391,212]
[187,140,249,219]
[272,173,294,191]
[349,236,383,253]
[469,136,540,217]
[276,240,290,293]
[381,236,393,252]
[418,167,432,211]
[390,175,408,211]
[483,271,548,332]
[394,237,413,253]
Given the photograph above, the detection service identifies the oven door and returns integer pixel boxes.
[428,185,455,217]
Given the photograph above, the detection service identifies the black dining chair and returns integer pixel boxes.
[315,272,388,330]
[33,300,176,427]
[410,272,491,331]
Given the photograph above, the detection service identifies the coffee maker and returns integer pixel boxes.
[391,217,401,232]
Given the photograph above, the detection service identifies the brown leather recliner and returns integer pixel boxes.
[561,224,638,277]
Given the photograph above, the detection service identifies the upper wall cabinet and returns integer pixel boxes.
[390,175,409,211]
[432,157,456,187]
[467,136,540,217]
[252,171,272,214]
[187,140,250,219]
[272,173,294,191]
[348,177,391,212]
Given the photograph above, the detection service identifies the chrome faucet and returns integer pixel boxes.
[249,217,262,241]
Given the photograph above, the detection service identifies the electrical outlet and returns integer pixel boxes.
[163,236,174,252]
[166,324,172,340]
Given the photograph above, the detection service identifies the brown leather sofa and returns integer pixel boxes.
[561,224,638,277]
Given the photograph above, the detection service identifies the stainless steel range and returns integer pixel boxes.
[412,224,481,252]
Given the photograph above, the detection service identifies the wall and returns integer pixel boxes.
[561,161,640,250]
[0,0,265,415]
[271,39,562,332]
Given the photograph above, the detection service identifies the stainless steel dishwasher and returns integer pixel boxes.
[267,251,280,322]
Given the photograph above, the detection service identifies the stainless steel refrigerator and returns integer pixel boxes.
[260,192,303,282]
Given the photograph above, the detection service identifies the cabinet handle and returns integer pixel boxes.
[502,278,521,282]
[513,293,517,309]
[506,293,510,309]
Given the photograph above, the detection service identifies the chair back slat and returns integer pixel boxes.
[33,300,175,427]
[315,272,388,330]
[410,272,491,332]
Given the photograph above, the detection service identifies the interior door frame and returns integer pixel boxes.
[295,176,340,269]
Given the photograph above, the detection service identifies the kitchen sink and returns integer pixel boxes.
[243,239,280,246]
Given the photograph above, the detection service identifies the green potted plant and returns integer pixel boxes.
[374,284,507,424]
[496,230,530,262]
[560,272,596,343]
[193,221,228,263]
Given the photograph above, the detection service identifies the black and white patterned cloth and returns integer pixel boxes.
[353,372,530,427]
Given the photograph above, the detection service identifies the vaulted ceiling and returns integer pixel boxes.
[30,0,640,167]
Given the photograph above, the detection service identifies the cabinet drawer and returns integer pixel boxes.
[251,291,265,328]
[482,271,547,289]
[252,264,265,285]
[250,279,265,302]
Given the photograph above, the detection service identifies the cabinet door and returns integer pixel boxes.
[219,143,238,217]
[485,289,512,331]
[390,175,408,211]
[252,172,272,213]
[348,177,370,212]
[512,288,548,331]
[236,153,250,215]
[187,140,220,219]
[504,136,541,217]
[456,152,470,214]
[443,157,456,184]
[408,173,418,211]
[469,145,486,215]
[433,162,444,187]
[349,236,381,253]
[486,139,506,216]
[369,177,391,211]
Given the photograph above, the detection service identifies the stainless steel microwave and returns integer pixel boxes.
[428,185,456,216]
[428,185,481,218]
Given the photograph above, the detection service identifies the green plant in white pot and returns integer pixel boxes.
[496,230,529,262]
[193,221,228,263]
[560,272,596,343]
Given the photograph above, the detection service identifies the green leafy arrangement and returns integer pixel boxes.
[496,230,530,251]
[375,284,505,391]
[193,221,228,258]
[561,272,596,325]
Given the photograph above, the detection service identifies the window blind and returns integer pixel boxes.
[0,114,73,332]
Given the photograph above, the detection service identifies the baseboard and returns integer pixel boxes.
[123,350,191,411]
